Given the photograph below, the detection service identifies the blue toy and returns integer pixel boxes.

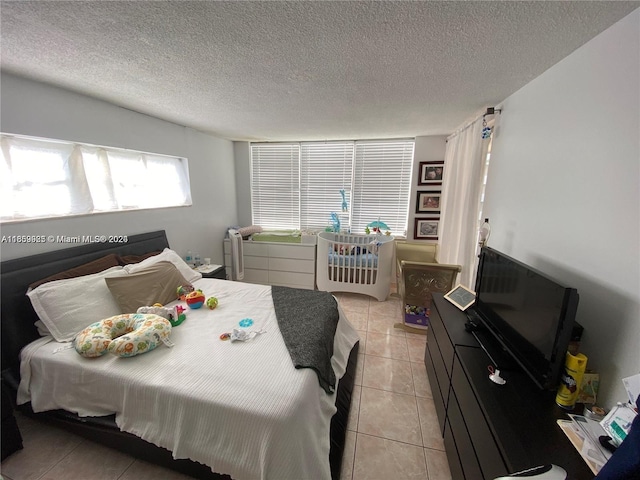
[340,189,348,212]
[330,212,341,233]
[239,318,254,328]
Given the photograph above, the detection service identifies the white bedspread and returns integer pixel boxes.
[18,279,360,480]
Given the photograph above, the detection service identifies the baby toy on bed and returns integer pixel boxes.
[137,304,186,327]
[185,290,205,309]
[206,297,219,309]
[177,284,195,301]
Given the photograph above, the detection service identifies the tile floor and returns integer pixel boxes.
[1,292,451,480]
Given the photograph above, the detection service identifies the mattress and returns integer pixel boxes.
[17,278,359,480]
[328,252,379,268]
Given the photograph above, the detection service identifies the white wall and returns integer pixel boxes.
[0,73,237,265]
[483,9,640,407]
[409,136,447,241]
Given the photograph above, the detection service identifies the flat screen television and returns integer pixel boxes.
[472,246,579,390]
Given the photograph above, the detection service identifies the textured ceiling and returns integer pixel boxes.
[1,1,638,141]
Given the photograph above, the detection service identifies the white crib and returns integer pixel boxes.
[316,232,395,301]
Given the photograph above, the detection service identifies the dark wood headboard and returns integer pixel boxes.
[1,230,170,387]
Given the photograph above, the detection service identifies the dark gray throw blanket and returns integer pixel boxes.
[271,286,340,394]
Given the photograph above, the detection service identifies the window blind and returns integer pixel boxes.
[250,139,414,235]
[351,140,414,235]
[300,142,354,230]
[250,143,300,229]
[0,134,192,223]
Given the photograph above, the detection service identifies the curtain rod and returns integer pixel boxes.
[483,107,502,118]
[446,107,502,141]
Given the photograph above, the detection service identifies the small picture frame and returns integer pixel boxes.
[414,217,439,240]
[418,161,444,185]
[444,284,476,311]
[416,191,441,213]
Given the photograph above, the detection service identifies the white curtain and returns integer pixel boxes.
[438,117,490,288]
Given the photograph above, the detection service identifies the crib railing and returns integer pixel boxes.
[331,233,378,284]
[317,232,394,301]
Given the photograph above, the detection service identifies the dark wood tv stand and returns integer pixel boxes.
[425,294,593,479]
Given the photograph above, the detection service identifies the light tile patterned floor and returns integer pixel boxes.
[1,292,451,480]
[336,292,452,480]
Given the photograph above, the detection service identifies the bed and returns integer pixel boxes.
[1,230,359,480]
[316,232,395,301]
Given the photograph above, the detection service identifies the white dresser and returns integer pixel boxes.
[223,240,316,290]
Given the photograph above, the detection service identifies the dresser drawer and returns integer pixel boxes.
[243,242,269,256]
[269,244,315,260]
[223,239,316,289]
[269,271,315,289]
[429,306,454,378]
[443,421,464,480]
[243,269,269,285]
[448,388,483,480]
[269,257,314,274]
[244,255,269,270]
[452,355,507,479]
[425,342,447,432]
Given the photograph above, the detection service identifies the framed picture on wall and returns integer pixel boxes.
[414,217,440,240]
[416,191,441,213]
[418,161,444,185]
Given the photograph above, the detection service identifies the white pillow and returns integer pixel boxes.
[27,266,128,343]
[34,320,51,337]
[124,248,201,284]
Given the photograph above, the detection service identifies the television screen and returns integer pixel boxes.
[473,247,579,390]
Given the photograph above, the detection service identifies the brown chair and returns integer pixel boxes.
[395,259,461,334]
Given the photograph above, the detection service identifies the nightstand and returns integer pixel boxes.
[197,265,226,279]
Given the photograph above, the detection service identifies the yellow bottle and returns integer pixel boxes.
[556,352,588,409]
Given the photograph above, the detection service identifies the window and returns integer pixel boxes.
[250,143,300,230]
[351,141,414,234]
[0,134,192,223]
[300,142,354,231]
[251,139,414,235]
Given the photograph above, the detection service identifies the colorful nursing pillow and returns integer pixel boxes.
[74,313,172,358]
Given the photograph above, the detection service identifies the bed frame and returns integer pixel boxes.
[1,230,358,479]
